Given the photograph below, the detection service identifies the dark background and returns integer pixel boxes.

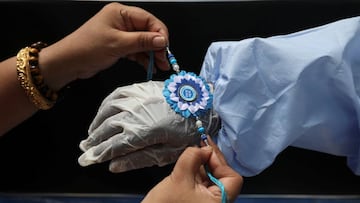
[1,0,360,196]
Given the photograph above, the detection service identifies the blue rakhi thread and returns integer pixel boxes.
[205,164,228,203]
[147,51,154,80]
[164,47,227,203]
[200,129,228,203]
[147,48,227,203]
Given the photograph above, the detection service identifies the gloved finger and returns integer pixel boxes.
[79,121,177,167]
[89,95,143,134]
[78,128,138,166]
[94,81,164,116]
[98,80,163,103]
[89,81,164,133]
[88,97,141,136]
[81,110,134,151]
[108,146,185,173]
[85,95,170,150]
[80,125,123,153]
[78,145,110,167]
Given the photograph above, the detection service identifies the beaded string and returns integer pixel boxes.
[147,51,154,81]
[164,47,228,203]
[146,48,227,202]
[165,47,211,142]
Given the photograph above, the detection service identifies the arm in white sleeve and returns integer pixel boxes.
[200,16,360,177]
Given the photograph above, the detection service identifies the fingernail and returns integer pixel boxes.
[153,36,166,48]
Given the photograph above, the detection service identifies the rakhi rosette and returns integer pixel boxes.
[163,70,213,118]
[161,47,226,203]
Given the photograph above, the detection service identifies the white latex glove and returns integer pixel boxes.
[78,80,219,173]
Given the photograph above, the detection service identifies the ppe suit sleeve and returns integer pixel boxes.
[200,16,360,177]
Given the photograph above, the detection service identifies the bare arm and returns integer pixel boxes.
[0,57,37,135]
[0,2,169,136]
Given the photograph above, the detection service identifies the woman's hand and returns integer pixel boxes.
[0,2,169,135]
[142,138,243,203]
[40,2,169,91]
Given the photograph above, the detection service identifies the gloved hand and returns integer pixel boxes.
[78,80,220,173]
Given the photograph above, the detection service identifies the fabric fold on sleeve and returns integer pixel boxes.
[200,16,360,177]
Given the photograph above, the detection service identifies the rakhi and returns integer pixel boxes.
[161,47,227,203]
[163,47,213,145]
[146,47,227,202]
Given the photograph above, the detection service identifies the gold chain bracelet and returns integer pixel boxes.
[16,42,58,110]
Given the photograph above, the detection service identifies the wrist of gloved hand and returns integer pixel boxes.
[202,82,221,140]
[78,80,220,173]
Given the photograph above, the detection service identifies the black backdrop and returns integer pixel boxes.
[1,0,360,195]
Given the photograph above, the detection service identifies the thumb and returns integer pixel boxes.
[171,146,213,184]
[123,31,167,53]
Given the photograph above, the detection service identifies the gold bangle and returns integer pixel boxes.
[16,43,56,110]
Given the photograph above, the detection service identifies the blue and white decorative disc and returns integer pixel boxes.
[179,85,197,102]
[163,70,213,118]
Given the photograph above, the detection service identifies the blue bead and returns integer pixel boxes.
[201,133,207,141]
[198,126,205,134]
[168,53,174,58]
[170,58,177,64]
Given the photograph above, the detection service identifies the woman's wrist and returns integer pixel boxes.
[38,42,77,91]
[15,41,78,110]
